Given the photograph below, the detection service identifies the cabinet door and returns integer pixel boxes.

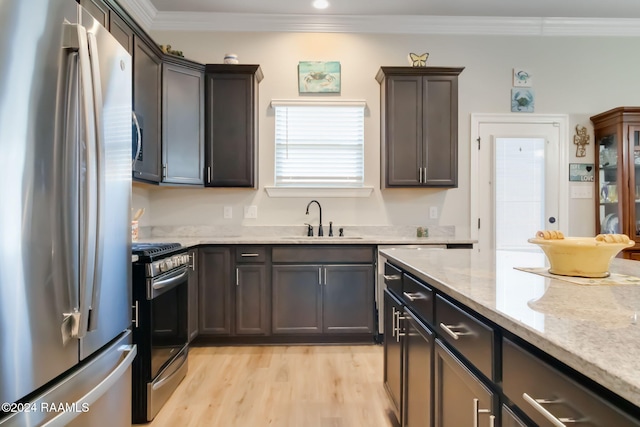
[383,290,404,424]
[422,75,458,187]
[187,249,199,342]
[434,339,496,427]
[205,72,256,187]
[79,0,109,28]
[385,76,423,187]
[162,63,204,185]
[323,265,374,333]
[629,125,640,245]
[272,265,322,334]
[236,265,269,335]
[108,11,134,55]
[132,36,162,183]
[199,247,232,335]
[403,309,434,427]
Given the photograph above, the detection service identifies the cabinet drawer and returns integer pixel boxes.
[383,263,403,297]
[435,295,495,380]
[402,274,434,326]
[235,246,267,263]
[272,245,374,263]
[503,338,640,427]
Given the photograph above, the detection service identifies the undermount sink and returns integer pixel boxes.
[280,236,363,240]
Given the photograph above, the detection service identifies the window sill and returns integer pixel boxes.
[264,186,375,198]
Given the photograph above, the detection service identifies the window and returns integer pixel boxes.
[273,100,365,188]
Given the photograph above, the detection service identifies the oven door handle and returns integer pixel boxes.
[149,265,188,299]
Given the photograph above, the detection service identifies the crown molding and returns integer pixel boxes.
[146,12,640,36]
[116,0,157,32]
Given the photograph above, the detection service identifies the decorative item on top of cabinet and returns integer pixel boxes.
[204,64,263,187]
[376,66,464,188]
[590,107,640,259]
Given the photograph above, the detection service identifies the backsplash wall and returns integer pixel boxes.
[134,30,640,237]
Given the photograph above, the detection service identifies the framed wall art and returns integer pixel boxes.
[298,61,341,93]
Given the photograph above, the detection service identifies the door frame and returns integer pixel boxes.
[470,113,570,244]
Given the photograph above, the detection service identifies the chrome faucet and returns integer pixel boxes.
[305,200,323,236]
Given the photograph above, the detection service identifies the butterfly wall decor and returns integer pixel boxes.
[408,52,428,67]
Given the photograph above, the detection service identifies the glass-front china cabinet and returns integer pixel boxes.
[591,107,640,260]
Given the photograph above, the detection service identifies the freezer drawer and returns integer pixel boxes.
[0,331,136,427]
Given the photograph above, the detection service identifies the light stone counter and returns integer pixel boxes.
[378,246,640,408]
[134,225,475,247]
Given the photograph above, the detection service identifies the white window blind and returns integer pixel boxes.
[274,102,364,187]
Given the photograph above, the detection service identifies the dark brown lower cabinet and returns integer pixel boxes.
[403,308,433,427]
[271,265,322,334]
[503,338,640,427]
[198,247,232,335]
[434,339,496,427]
[272,263,375,335]
[187,248,199,342]
[383,290,403,422]
[323,265,374,334]
[235,264,269,335]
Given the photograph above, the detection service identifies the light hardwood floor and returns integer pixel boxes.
[147,345,398,427]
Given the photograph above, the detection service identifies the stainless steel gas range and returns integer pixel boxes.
[131,243,191,423]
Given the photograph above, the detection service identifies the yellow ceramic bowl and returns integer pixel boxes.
[527,237,634,278]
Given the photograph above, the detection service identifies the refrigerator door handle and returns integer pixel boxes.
[86,30,105,333]
[59,42,82,341]
[132,111,142,167]
[40,344,137,427]
[72,22,98,339]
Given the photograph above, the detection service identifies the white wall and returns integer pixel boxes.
[133,30,640,237]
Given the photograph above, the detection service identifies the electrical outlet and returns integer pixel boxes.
[244,205,258,219]
[223,206,233,219]
[429,206,438,219]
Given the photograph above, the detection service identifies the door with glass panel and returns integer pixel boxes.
[477,122,563,253]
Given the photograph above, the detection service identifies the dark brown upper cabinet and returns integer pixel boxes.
[108,11,134,54]
[204,64,263,188]
[79,0,110,28]
[162,59,205,186]
[132,35,162,183]
[376,67,464,188]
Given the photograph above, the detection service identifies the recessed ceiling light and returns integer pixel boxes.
[313,0,329,10]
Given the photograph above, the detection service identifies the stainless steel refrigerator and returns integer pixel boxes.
[0,1,136,425]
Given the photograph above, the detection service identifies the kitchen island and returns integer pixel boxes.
[379,246,640,425]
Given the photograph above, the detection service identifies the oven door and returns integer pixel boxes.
[148,265,188,379]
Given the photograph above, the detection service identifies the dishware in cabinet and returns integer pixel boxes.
[591,107,640,259]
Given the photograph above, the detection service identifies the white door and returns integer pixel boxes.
[473,117,568,253]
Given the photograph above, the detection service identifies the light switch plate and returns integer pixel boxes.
[244,205,258,219]
[429,206,438,219]
[570,185,593,199]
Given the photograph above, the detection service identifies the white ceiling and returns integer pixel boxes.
[118,0,640,35]
[148,0,640,19]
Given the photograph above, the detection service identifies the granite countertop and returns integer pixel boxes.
[133,235,474,247]
[132,225,475,247]
[378,247,640,407]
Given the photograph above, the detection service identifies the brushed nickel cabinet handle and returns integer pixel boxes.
[241,253,260,257]
[522,393,584,426]
[403,291,425,301]
[439,322,473,340]
[236,267,239,286]
[473,398,492,427]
